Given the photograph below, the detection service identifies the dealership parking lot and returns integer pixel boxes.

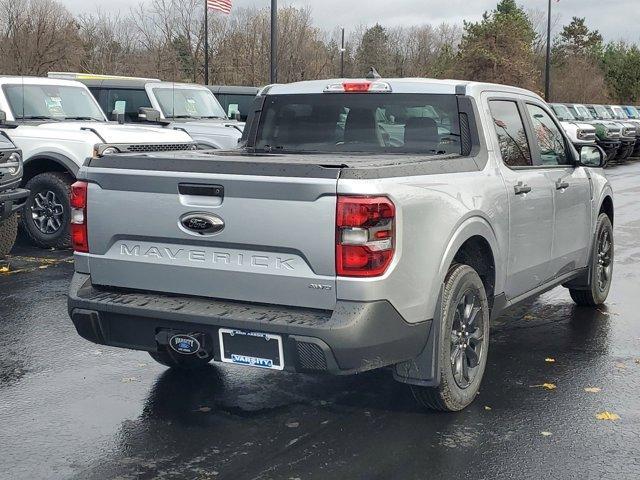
[1,161,639,480]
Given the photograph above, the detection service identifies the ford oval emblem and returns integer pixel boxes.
[179,212,225,236]
[169,334,201,355]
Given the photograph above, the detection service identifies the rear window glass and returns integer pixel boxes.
[254,93,462,155]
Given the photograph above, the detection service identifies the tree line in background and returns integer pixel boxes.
[1,0,640,103]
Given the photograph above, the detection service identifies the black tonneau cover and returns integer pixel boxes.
[84,150,483,180]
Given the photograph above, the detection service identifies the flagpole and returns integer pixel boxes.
[270,0,277,83]
[204,0,209,85]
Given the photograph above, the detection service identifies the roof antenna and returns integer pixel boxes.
[365,67,381,80]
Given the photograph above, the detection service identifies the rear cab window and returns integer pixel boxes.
[253,93,463,155]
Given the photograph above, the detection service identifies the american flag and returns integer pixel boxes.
[207,0,232,14]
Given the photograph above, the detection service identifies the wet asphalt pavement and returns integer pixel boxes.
[1,163,639,480]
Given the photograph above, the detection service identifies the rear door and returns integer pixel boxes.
[522,102,592,276]
[84,159,339,310]
[487,97,555,299]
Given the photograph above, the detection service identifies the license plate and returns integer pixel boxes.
[218,328,284,370]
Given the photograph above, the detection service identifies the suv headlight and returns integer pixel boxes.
[93,144,121,157]
[6,152,22,176]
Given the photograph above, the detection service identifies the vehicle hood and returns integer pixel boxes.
[170,119,244,149]
[561,121,596,132]
[34,121,193,143]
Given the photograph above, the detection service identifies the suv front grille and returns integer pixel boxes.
[124,143,195,153]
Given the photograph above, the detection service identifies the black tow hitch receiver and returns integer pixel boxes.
[155,330,210,358]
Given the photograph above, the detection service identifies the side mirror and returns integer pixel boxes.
[232,111,242,121]
[138,107,164,124]
[577,145,606,168]
[111,110,125,124]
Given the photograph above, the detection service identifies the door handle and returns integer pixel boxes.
[514,182,532,195]
[555,179,570,190]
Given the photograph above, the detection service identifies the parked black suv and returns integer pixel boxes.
[207,85,259,121]
[0,131,28,257]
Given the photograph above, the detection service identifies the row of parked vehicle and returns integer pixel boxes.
[550,102,640,163]
[0,73,259,257]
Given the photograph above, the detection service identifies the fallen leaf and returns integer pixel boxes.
[0,266,9,273]
[541,431,553,437]
[596,411,620,421]
[121,377,139,383]
[584,387,601,393]
[523,314,535,321]
[635,359,640,365]
[137,363,148,368]
[196,406,211,413]
[484,406,492,411]
[531,383,557,390]
[285,420,300,428]
[615,362,626,369]
[545,358,556,363]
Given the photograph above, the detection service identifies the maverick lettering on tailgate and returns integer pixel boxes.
[119,244,296,270]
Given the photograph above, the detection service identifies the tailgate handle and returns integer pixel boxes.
[178,183,224,198]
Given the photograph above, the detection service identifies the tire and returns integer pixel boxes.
[0,213,19,258]
[412,264,490,411]
[569,213,613,306]
[149,350,213,370]
[21,172,73,249]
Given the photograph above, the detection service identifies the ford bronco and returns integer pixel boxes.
[68,78,614,411]
[0,76,194,248]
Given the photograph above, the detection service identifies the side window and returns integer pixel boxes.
[105,89,152,122]
[525,104,568,166]
[489,100,532,167]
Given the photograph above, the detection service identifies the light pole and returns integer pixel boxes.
[270,0,278,84]
[340,27,345,78]
[544,0,552,101]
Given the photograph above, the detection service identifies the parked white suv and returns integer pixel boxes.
[0,77,195,248]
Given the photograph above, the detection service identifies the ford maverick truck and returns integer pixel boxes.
[68,79,614,411]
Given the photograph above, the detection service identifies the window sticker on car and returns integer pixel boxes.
[185,97,198,116]
[228,103,240,117]
[45,97,64,116]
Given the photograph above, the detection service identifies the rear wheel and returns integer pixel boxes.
[412,264,490,411]
[0,213,19,258]
[21,172,72,249]
[569,213,613,306]
[149,350,213,370]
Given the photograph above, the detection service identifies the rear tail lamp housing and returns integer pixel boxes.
[70,181,88,253]
[336,196,395,277]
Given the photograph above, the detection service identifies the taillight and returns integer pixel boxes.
[70,181,88,253]
[336,196,395,277]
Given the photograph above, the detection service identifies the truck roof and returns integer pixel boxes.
[0,76,90,88]
[207,85,260,95]
[264,78,543,100]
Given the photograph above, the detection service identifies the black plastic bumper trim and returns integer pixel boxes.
[68,273,431,374]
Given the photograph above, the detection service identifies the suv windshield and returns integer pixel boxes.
[625,106,640,119]
[572,105,594,120]
[551,104,575,121]
[254,93,462,155]
[591,105,613,120]
[611,106,628,120]
[152,87,226,119]
[4,84,105,121]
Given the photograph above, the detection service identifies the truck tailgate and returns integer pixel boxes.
[81,154,340,310]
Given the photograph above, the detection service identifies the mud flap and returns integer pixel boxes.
[392,284,443,387]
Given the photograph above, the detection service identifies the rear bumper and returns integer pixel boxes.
[0,188,28,221]
[68,273,431,375]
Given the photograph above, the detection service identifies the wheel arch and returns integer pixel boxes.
[437,217,503,306]
[23,153,79,185]
[599,195,614,226]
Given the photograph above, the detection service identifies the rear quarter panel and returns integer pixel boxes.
[336,162,508,324]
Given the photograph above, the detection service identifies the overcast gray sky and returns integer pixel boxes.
[58,0,639,42]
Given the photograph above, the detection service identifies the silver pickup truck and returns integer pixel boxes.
[68,78,614,411]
